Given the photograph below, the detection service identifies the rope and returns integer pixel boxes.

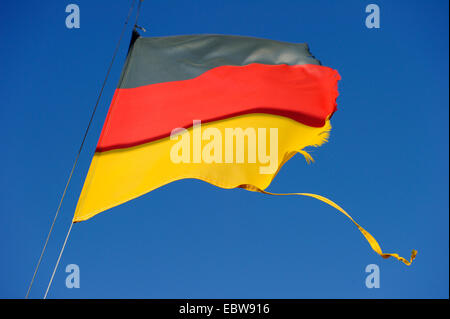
[43,222,74,299]
[25,0,137,299]
[134,0,143,29]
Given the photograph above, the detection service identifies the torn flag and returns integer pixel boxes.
[73,32,416,265]
[74,33,339,221]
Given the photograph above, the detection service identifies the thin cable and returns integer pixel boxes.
[43,222,74,299]
[134,0,143,28]
[25,0,137,299]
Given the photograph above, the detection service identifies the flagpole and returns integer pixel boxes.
[25,0,138,299]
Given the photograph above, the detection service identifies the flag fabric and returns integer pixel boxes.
[73,32,416,265]
[75,32,339,221]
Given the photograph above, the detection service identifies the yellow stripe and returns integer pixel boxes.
[74,113,416,265]
[74,113,330,222]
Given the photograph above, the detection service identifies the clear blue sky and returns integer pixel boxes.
[0,0,448,299]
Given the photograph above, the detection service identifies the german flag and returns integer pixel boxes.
[74,32,339,221]
[73,32,416,265]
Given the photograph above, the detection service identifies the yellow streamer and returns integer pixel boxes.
[242,184,417,266]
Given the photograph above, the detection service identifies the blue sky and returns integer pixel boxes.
[0,0,448,298]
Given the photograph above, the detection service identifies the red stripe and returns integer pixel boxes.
[97,63,340,152]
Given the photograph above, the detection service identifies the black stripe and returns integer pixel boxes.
[118,34,321,89]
